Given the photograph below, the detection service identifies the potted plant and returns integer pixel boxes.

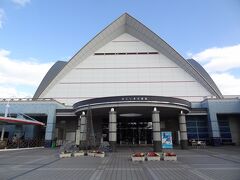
[163,152,177,161]
[146,152,160,161]
[131,152,145,162]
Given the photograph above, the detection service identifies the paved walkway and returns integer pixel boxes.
[0,146,239,180]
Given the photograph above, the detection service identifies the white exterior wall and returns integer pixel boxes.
[42,34,212,105]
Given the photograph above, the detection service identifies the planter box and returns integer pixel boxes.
[146,152,160,161]
[163,156,177,161]
[87,152,96,157]
[73,152,85,157]
[147,156,160,161]
[131,156,145,162]
[59,153,72,158]
[95,152,105,158]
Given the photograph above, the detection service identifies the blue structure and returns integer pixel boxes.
[0,99,65,147]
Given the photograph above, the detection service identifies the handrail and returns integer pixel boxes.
[0,98,65,105]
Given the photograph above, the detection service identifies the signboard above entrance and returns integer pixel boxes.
[73,95,191,111]
[121,97,149,101]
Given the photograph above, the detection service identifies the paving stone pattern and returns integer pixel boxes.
[0,146,239,180]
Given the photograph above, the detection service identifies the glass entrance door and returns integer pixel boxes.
[117,121,152,145]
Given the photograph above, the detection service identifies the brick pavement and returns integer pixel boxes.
[0,146,239,180]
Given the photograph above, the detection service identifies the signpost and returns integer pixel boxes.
[161,131,173,149]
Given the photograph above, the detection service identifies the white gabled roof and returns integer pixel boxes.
[37,13,223,99]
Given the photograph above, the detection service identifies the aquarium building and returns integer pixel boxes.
[0,13,239,151]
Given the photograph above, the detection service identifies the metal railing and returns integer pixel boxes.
[0,98,66,106]
[0,98,53,102]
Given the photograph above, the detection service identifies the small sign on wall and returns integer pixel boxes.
[161,131,173,149]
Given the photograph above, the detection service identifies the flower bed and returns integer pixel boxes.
[146,152,160,161]
[163,152,177,161]
[131,152,145,162]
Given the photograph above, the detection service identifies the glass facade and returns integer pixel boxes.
[186,115,209,141]
[217,115,232,143]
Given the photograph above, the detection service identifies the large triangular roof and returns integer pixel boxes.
[35,13,223,99]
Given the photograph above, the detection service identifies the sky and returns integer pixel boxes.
[0,0,240,98]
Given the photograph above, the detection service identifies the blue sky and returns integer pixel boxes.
[0,0,240,97]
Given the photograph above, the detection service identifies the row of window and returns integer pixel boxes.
[94,52,159,56]
[186,121,207,126]
[187,133,209,139]
[187,127,208,133]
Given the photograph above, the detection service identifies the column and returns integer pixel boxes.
[208,113,221,146]
[75,116,81,145]
[109,108,117,152]
[80,111,87,147]
[201,101,221,145]
[44,111,56,147]
[0,126,5,141]
[152,107,162,152]
[179,111,188,149]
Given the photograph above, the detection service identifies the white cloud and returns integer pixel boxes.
[12,0,31,7]
[192,44,240,73]
[211,73,240,95]
[0,49,54,98]
[0,8,5,29]
[190,44,240,95]
[0,86,32,98]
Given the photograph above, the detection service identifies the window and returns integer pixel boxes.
[186,116,209,141]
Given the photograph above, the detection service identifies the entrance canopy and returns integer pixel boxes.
[73,95,191,113]
[0,116,45,126]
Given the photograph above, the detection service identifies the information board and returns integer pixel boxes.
[161,131,173,149]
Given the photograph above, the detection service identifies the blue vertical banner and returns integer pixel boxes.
[161,131,173,149]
